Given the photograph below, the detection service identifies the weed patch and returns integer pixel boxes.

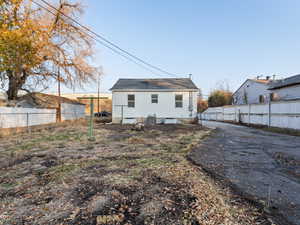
[0,123,272,225]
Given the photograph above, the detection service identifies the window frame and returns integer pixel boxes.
[175,94,183,108]
[151,94,158,104]
[259,95,265,103]
[128,94,135,108]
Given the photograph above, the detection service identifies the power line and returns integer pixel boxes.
[31,0,161,76]
[32,0,180,77]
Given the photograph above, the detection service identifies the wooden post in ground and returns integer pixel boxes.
[26,113,31,133]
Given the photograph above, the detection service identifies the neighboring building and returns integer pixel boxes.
[59,93,112,100]
[110,78,199,124]
[232,74,300,105]
[17,93,84,109]
[17,93,86,121]
[52,93,112,115]
[0,90,27,101]
[268,74,300,101]
[232,78,272,105]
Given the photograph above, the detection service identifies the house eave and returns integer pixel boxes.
[268,82,300,90]
[110,89,199,92]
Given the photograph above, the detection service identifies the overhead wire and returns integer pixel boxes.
[31,0,181,77]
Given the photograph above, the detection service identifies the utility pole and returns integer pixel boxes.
[57,67,62,122]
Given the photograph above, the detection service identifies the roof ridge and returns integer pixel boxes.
[111,78,198,90]
[118,78,190,80]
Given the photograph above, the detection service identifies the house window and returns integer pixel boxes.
[151,94,158,103]
[128,94,135,108]
[259,95,265,103]
[175,94,183,108]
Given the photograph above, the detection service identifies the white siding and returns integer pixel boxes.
[201,100,300,130]
[0,107,56,128]
[273,84,300,100]
[233,80,271,105]
[0,104,86,129]
[112,91,198,123]
[61,103,86,121]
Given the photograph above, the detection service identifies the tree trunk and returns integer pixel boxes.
[6,70,27,100]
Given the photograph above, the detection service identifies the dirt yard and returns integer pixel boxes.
[0,121,273,225]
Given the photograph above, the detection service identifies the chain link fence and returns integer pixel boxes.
[0,103,86,129]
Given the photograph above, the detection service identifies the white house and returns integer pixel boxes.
[268,74,300,101]
[232,78,272,105]
[110,78,199,124]
[232,74,300,105]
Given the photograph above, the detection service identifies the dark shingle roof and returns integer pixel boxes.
[110,78,198,90]
[268,74,300,90]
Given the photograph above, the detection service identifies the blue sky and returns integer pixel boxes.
[55,0,300,96]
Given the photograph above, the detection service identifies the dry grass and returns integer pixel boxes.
[261,126,300,136]
[0,122,272,225]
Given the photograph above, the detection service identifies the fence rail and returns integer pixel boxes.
[201,100,300,130]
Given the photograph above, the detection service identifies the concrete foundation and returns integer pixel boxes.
[112,117,195,124]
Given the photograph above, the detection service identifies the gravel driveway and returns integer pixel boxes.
[189,121,300,225]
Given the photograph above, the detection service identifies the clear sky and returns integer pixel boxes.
[54,0,300,96]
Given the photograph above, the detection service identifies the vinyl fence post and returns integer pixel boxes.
[121,105,124,124]
[26,113,31,133]
[222,107,224,121]
[268,101,272,127]
[198,113,202,126]
[248,104,251,125]
[235,107,237,122]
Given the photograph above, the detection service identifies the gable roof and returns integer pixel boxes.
[233,79,271,96]
[17,93,84,108]
[249,79,270,84]
[268,74,300,90]
[110,78,198,91]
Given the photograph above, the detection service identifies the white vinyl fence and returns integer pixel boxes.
[0,104,86,129]
[201,100,300,130]
[0,107,56,129]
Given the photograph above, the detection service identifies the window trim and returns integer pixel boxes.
[128,94,135,108]
[259,95,265,103]
[151,94,158,104]
[175,94,183,108]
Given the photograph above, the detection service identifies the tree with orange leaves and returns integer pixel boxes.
[0,0,100,100]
